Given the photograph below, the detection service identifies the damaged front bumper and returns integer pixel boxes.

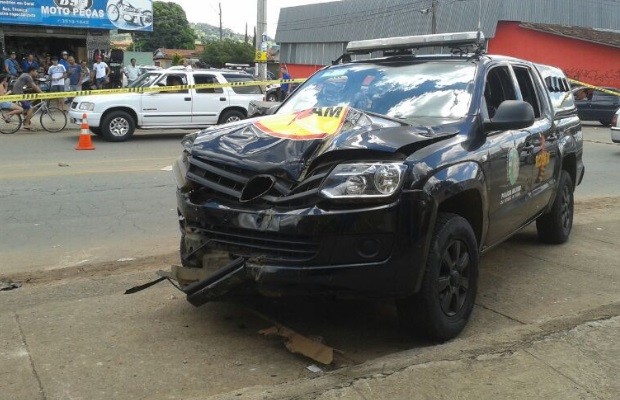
[172,187,435,303]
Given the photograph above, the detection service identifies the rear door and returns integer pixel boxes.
[511,63,556,213]
[141,72,192,126]
[191,73,227,125]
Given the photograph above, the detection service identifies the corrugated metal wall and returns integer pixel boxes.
[276,0,620,65]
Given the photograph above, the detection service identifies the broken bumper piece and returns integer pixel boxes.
[181,257,246,306]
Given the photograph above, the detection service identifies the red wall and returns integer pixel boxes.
[488,21,620,88]
[282,63,325,79]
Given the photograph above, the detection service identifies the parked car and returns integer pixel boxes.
[572,86,620,126]
[69,68,264,141]
[611,108,620,143]
[166,32,584,341]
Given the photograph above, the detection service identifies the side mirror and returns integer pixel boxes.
[484,100,535,131]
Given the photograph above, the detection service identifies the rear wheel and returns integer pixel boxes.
[40,107,67,132]
[101,111,135,142]
[0,111,22,134]
[536,170,574,244]
[218,109,245,124]
[397,213,479,342]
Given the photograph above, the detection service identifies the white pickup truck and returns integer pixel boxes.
[68,68,264,142]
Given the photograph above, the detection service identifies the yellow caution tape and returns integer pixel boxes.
[568,79,620,97]
[0,78,307,102]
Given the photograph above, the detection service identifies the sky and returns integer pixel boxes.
[167,0,340,38]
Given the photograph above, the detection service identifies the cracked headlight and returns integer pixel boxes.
[320,162,407,199]
[78,102,95,111]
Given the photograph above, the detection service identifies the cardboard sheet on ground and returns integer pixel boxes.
[259,324,334,365]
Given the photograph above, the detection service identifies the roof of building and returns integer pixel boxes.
[275,0,620,43]
[520,22,620,49]
[153,46,205,60]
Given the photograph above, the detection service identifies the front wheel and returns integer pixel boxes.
[397,213,479,342]
[0,111,22,134]
[536,170,574,244]
[218,109,245,124]
[599,119,612,127]
[89,126,102,135]
[107,4,120,21]
[40,107,67,132]
[101,111,135,142]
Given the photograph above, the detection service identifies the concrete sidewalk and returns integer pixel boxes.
[1,197,619,400]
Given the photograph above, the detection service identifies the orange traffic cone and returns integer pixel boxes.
[75,113,95,150]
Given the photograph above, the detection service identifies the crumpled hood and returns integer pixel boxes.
[191,106,457,181]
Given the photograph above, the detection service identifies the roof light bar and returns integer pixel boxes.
[346,31,484,54]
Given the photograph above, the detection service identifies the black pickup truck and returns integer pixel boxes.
[168,32,584,341]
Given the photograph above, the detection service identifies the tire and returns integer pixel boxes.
[536,170,574,244]
[218,109,245,124]
[89,127,102,135]
[599,119,612,127]
[101,110,135,142]
[0,111,22,134]
[107,4,119,21]
[40,107,67,132]
[266,92,279,102]
[397,213,479,342]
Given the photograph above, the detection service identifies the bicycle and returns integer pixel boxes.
[0,100,67,134]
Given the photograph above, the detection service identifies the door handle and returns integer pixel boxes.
[219,97,227,101]
[184,97,191,101]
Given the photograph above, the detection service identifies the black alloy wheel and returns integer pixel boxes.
[397,213,479,342]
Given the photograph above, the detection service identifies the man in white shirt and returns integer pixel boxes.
[48,56,67,111]
[123,58,140,86]
[92,55,110,89]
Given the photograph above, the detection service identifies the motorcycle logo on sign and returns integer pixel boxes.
[106,0,153,29]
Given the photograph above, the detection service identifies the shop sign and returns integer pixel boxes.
[0,0,153,31]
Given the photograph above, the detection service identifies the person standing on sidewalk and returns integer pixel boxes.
[66,56,81,103]
[48,56,67,112]
[21,53,39,73]
[123,58,140,86]
[4,51,21,78]
[92,56,110,90]
[279,66,291,101]
[11,67,42,130]
[80,60,91,90]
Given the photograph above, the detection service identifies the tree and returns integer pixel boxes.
[133,2,196,51]
[201,39,255,68]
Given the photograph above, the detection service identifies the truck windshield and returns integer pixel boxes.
[278,61,476,122]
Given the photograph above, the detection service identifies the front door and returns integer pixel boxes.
[141,72,192,126]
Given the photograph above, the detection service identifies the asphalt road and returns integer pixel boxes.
[0,122,618,275]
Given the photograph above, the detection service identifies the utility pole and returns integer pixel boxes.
[431,0,437,34]
[256,0,267,80]
[219,2,223,40]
